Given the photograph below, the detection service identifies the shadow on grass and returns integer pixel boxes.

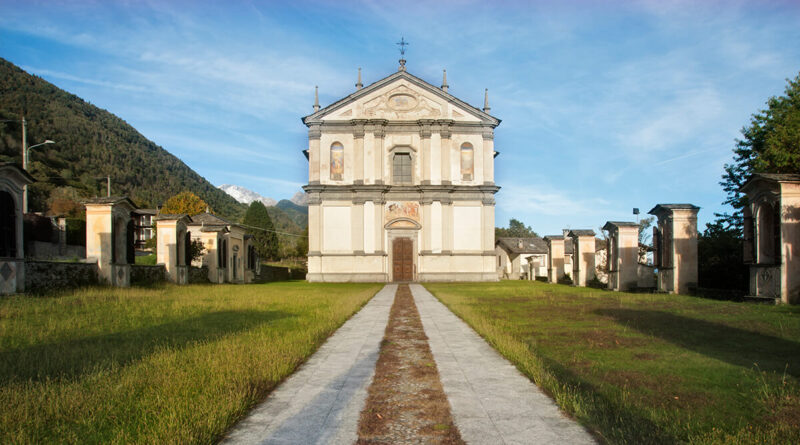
[1,310,292,383]
[595,309,800,377]
[536,353,680,444]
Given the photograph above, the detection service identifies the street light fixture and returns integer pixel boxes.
[22,139,56,213]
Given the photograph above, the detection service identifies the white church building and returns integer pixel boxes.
[303,60,500,282]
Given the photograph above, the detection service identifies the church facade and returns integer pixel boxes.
[303,64,500,282]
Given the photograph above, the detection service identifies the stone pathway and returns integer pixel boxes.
[224,283,595,445]
[221,284,396,445]
[410,284,597,445]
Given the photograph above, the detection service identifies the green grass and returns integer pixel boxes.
[0,282,381,444]
[425,281,800,444]
[134,253,157,265]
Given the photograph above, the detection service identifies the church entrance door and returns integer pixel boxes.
[392,238,413,282]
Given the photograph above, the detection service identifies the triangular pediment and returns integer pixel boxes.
[303,71,499,126]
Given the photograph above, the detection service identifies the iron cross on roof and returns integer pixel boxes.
[396,36,409,56]
[396,37,409,71]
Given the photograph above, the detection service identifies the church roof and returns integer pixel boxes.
[302,69,500,126]
[496,237,548,254]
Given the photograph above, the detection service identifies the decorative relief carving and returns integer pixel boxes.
[385,201,420,223]
[362,85,442,119]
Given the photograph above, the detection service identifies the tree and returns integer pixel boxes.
[295,226,309,258]
[697,220,748,291]
[719,72,800,233]
[160,191,210,216]
[638,216,654,263]
[496,218,539,238]
[242,201,278,261]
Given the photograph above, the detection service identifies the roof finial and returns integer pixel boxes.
[396,36,408,71]
[483,88,490,113]
[356,67,363,90]
[313,86,320,112]
[441,69,449,93]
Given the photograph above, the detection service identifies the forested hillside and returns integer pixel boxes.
[0,58,245,219]
[276,199,308,228]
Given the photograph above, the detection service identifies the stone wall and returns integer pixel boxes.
[26,240,85,260]
[253,265,306,282]
[130,265,165,285]
[25,260,99,294]
[189,266,210,284]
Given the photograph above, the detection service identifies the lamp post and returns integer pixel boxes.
[21,134,55,213]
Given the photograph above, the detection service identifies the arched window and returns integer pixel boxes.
[460,143,474,181]
[184,231,192,266]
[0,191,16,258]
[393,152,412,184]
[757,202,780,264]
[330,142,344,181]
[126,220,135,264]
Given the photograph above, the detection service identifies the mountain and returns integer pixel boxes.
[276,199,308,228]
[290,191,308,206]
[0,58,245,220]
[219,184,277,206]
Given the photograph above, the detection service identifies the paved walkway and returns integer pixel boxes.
[222,284,397,445]
[224,283,595,445]
[411,284,596,445]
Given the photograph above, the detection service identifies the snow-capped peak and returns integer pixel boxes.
[219,184,277,206]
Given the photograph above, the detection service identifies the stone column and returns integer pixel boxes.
[482,197,495,253]
[568,230,597,286]
[372,120,387,184]
[419,119,433,184]
[308,125,321,184]
[352,200,365,254]
[544,236,565,283]
[482,128,495,184]
[603,222,639,292]
[421,199,432,253]
[439,121,452,184]
[648,204,700,294]
[441,199,453,253]
[353,120,366,184]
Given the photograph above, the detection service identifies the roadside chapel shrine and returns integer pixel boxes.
[303,59,500,282]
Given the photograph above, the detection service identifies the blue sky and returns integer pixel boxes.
[1,0,799,235]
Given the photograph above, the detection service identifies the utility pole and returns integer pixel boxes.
[21,115,28,213]
[107,175,111,197]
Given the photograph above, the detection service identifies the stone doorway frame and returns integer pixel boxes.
[385,218,420,282]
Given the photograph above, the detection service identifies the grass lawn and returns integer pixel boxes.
[425,281,800,445]
[0,282,381,444]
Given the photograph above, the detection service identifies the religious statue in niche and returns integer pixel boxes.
[330,143,344,180]
[385,201,420,223]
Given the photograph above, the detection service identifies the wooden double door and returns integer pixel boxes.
[392,237,414,282]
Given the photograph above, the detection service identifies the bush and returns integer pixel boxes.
[557,273,573,285]
[587,276,605,289]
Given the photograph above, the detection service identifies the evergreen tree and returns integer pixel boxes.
[160,191,209,216]
[243,201,278,260]
[718,72,800,233]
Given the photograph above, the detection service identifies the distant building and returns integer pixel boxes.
[495,237,548,280]
[188,212,256,284]
[132,208,157,250]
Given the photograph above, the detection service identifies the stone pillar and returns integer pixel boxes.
[482,197,495,253]
[308,125,321,184]
[85,197,136,287]
[353,120,366,184]
[648,204,700,294]
[442,200,453,253]
[603,222,639,292]
[482,128,494,184]
[372,120,387,184]
[568,230,597,286]
[419,120,433,184]
[352,201,365,254]
[544,236,565,283]
[156,214,191,284]
[421,199,432,252]
[57,217,67,256]
[439,121,452,184]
